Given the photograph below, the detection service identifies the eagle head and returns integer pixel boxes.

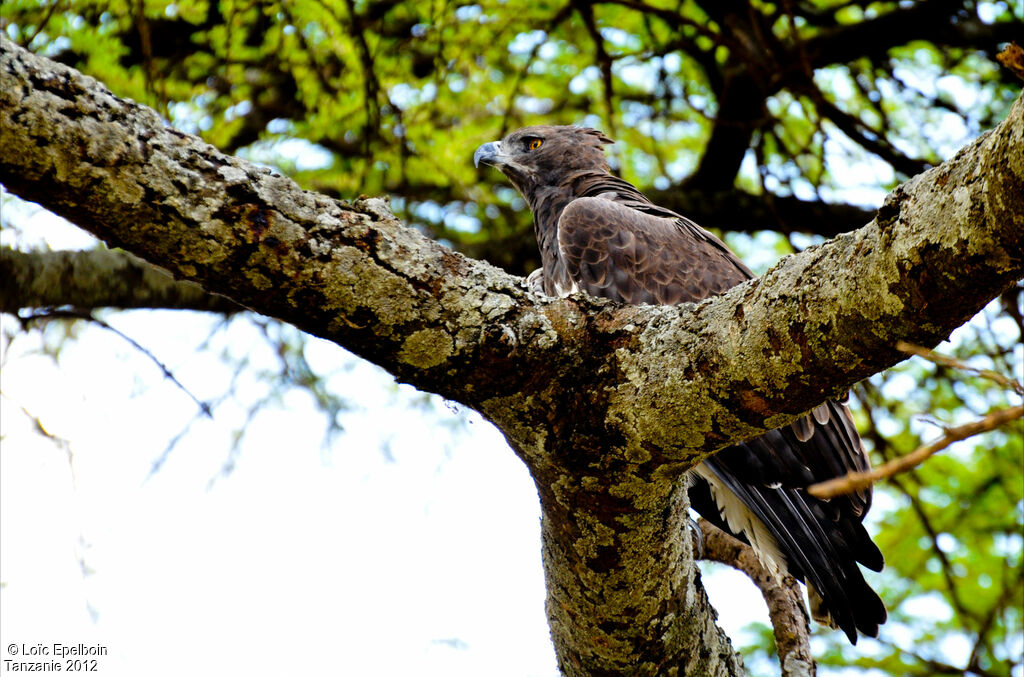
[474,125,613,194]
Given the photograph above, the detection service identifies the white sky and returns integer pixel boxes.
[0,203,781,676]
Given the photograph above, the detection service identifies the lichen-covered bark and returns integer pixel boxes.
[537,478,744,676]
[2,36,1022,676]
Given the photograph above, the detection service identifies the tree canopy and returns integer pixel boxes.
[1,1,1021,675]
[4,0,1020,270]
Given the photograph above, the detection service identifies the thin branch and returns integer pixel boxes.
[1,397,76,483]
[18,308,213,419]
[871,635,1007,677]
[897,340,1024,396]
[338,0,382,165]
[813,95,931,177]
[698,519,815,677]
[966,562,1022,674]
[598,0,724,45]
[580,2,618,137]
[888,472,975,624]
[21,0,62,47]
[808,404,1024,499]
[497,3,574,137]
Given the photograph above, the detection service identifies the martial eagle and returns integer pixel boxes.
[474,125,886,643]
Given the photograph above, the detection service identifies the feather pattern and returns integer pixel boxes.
[475,125,886,643]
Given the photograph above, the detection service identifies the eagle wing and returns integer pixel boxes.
[554,195,750,305]
[555,194,886,642]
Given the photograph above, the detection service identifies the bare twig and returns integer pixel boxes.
[872,635,1007,677]
[497,3,574,138]
[21,0,62,46]
[888,473,974,623]
[966,563,1022,674]
[19,308,213,418]
[580,3,618,137]
[808,404,1024,499]
[897,341,1024,395]
[814,95,931,176]
[698,519,815,677]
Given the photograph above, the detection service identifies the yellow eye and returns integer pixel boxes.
[528,138,543,150]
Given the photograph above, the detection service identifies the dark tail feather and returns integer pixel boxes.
[696,459,887,643]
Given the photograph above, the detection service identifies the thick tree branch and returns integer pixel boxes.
[0,246,242,314]
[644,187,876,238]
[800,0,970,71]
[3,36,1023,675]
[0,36,565,416]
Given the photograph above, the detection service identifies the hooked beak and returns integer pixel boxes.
[473,141,503,168]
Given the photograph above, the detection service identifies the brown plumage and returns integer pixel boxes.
[475,125,886,644]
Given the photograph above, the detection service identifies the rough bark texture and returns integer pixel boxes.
[2,36,1023,675]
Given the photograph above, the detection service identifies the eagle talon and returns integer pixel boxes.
[688,517,705,560]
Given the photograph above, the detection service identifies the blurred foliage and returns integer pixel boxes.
[2,0,1020,272]
[826,296,1023,677]
[1,0,1022,674]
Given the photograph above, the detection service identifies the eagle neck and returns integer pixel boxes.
[528,182,578,277]
[528,170,610,245]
